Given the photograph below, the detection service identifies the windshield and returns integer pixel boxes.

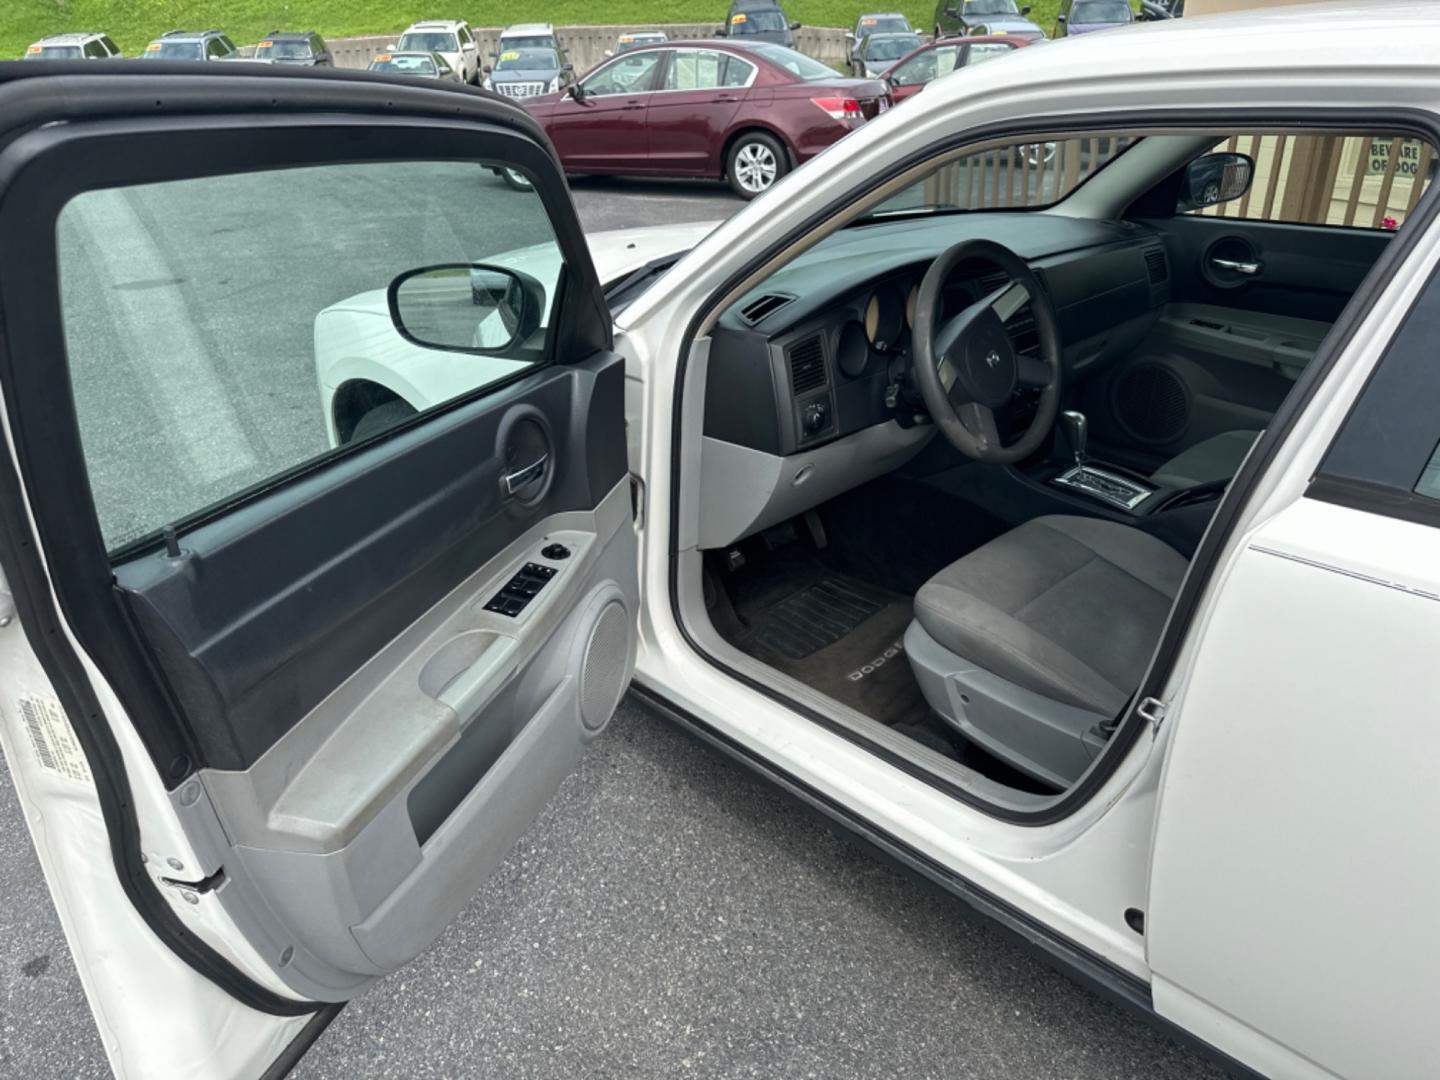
[142,41,204,60]
[964,0,1021,13]
[255,40,312,60]
[370,53,437,75]
[501,35,556,50]
[397,32,458,52]
[748,43,833,79]
[24,44,83,59]
[617,35,664,51]
[858,16,910,33]
[495,48,558,71]
[863,135,1138,221]
[865,34,920,60]
[1072,0,1133,20]
[729,10,787,33]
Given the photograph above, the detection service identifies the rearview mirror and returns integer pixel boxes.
[1178,152,1255,212]
[388,264,543,354]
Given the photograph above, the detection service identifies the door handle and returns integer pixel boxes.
[502,454,548,496]
[621,101,645,110]
[1211,257,1261,276]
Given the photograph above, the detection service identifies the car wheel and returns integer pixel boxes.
[349,399,417,444]
[497,167,534,192]
[726,132,788,199]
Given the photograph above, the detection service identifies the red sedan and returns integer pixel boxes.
[881,34,1032,103]
[524,41,891,198]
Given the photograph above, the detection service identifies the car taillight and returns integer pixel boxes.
[811,96,863,121]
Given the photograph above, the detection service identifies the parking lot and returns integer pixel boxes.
[1,173,1221,1079]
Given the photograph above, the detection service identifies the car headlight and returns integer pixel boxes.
[482,78,492,90]
[548,76,561,92]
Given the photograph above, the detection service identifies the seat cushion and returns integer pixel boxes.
[913,515,1187,715]
[1151,429,1259,488]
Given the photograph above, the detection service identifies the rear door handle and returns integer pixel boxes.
[502,454,548,496]
[1211,257,1261,276]
[621,100,645,110]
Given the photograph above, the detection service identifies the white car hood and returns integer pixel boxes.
[322,220,718,322]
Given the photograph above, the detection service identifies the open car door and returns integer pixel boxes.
[0,63,637,1078]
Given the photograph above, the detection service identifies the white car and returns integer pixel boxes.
[22,32,122,60]
[495,21,564,57]
[3,5,1440,1080]
[393,19,480,84]
[315,222,716,445]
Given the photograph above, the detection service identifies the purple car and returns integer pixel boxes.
[1055,0,1135,36]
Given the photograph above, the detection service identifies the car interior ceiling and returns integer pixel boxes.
[686,127,1422,798]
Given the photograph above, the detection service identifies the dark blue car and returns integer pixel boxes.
[1055,0,1135,36]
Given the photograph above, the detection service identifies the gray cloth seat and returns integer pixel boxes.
[1151,429,1259,488]
[913,515,1188,717]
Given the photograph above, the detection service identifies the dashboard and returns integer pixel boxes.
[696,212,1173,549]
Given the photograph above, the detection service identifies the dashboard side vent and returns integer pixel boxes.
[738,292,796,326]
[786,334,827,395]
[1145,247,1169,285]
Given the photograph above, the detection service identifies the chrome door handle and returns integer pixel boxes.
[502,454,548,495]
[1211,257,1261,275]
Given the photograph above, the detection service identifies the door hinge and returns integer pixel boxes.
[1137,696,1168,734]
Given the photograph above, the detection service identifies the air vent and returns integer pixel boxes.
[1144,247,1169,285]
[738,292,796,326]
[787,334,827,395]
[976,271,1009,296]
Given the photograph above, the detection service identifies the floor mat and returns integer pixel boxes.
[728,568,929,729]
[753,578,886,659]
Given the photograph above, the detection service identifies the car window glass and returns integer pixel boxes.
[864,34,920,61]
[84,41,106,58]
[206,39,226,59]
[747,43,834,80]
[720,55,755,87]
[56,160,565,553]
[399,32,459,52]
[729,10,787,33]
[664,49,723,91]
[867,135,1137,218]
[1419,443,1440,501]
[965,0,1020,12]
[1179,132,1436,230]
[966,43,1013,65]
[1072,0,1133,19]
[583,52,663,95]
[101,36,118,54]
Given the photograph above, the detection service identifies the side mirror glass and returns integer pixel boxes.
[1178,152,1255,212]
[388,264,540,354]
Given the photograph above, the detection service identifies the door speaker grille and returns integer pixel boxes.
[579,599,630,731]
[1113,363,1189,444]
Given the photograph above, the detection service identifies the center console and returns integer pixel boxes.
[1044,409,1199,518]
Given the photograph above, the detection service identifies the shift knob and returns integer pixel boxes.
[1060,410,1087,466]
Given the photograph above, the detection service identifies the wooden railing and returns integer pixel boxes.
[1195,133,1433,229]
[921,137,1138,211]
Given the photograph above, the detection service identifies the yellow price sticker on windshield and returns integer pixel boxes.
[731,13,748,23]
[993,28,1008,34]
[145,42,162,51]
[26,45,42,53]
[258,40,274,47]
[500,50,521,60]
[862,17,877,24]
[374,53,392,61]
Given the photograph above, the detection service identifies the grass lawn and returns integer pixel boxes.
[3,0,1129,59]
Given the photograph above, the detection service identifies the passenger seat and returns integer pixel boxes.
[1151,430,1259,488]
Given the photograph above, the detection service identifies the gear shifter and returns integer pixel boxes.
[1059,410,1088,467]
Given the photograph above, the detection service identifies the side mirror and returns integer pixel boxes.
[562,63,574,73]
[482,64,492,73]
[566,81,586,101]
[1021,4,1032,13]
[386,43,398,50]
[944,7,959,18]
[389,264,543,354]
[715,25,728,36]
[1178,152,1255,212]
[1056,13,1067,21]
[789,21,802,30]
[845,31,855,40]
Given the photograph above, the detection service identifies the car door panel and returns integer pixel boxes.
[0,65,637,1071]
[1082,214,1391,471]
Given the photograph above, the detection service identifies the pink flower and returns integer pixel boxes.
[1382,216,1400,230]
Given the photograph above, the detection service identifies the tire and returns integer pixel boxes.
[725,131,788,199]
[349,399,417,444]
[497,167,534,192]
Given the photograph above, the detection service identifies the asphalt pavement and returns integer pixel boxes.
[0,177,1221,1080]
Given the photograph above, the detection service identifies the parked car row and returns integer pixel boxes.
[21,27,331,65]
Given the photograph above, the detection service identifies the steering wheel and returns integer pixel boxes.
[910,239,1063,463]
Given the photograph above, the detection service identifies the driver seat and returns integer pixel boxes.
[904,515,1187,789]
